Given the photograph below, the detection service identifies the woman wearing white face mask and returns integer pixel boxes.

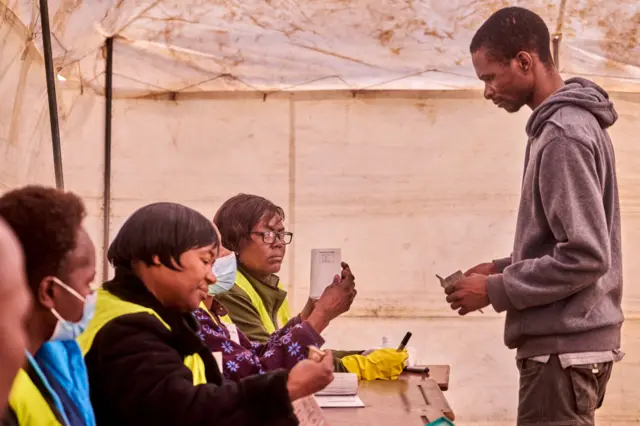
[193,226,345,382]
[0,186,97,426]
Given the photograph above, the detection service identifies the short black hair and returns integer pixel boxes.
[108,202,217,270]
[214,194,284,252]
[470,7,553,67]
[0,185,86,291]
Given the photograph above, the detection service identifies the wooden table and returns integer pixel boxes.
[323,365,452,426]
[420,364,450,391]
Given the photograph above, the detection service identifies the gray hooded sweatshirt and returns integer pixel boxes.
[487,77,624,359]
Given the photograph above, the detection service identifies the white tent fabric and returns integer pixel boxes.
[2,0,640,96]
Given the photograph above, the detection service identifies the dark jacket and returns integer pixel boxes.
[84,267,298,426]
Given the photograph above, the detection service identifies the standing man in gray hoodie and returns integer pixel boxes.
[444,6,624,425]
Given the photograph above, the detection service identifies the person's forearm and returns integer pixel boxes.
[256,325,325,374]
[306,310,330,334]
[487,249,609,312]
[299,298,316,320]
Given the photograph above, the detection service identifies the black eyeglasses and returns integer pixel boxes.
[251,231,293,245]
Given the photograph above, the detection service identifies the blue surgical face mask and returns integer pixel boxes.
[49,277,96,342]
[209,253,237,296]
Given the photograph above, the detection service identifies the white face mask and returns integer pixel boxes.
[49,277,96,342]
[209,253,237,296]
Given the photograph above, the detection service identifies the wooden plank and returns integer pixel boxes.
[402,364,450,391]
[418,406,450,423]
[418,378,455,421]
[323,379,426,426]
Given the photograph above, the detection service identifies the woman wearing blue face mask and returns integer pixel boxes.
[192,227,347,382]
[0,186,97,426]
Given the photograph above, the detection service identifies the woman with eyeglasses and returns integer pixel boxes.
[209,194,408,380]
[193,222,355,381]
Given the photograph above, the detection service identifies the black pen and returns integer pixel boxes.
[397,332,412,352]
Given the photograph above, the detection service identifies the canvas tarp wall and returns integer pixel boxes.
[1,0,639,95]
[11,88,636,318]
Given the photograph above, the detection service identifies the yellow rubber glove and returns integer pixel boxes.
[341,348,408,380]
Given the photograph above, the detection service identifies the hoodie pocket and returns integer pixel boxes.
[521,302,564,336]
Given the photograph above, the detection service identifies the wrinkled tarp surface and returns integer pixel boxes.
[2,0,639,95]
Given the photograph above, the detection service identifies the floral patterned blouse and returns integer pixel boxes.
[193,300,325,382]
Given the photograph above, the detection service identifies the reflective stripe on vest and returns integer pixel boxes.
[233,271,291,334]
[77,289,207,385]
[8,369,64,426]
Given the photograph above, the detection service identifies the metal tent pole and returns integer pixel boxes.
[102,37,114,281]
[38,0,64,189]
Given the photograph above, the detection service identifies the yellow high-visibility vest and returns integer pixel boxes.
[8,367,66,426]
[234,271,290,334]
[77,289,207,385]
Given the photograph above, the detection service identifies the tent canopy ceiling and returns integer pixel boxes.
[3,0,640,96]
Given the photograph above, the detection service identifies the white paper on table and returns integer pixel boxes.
[314,395,365,408]
[314,373,365,408]
[316,373,358,396]
[310,248,342,299]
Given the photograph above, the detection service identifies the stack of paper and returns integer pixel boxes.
[314,373,365,408]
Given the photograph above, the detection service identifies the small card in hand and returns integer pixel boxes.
[436,271,465,289]
[436,270,484,314]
